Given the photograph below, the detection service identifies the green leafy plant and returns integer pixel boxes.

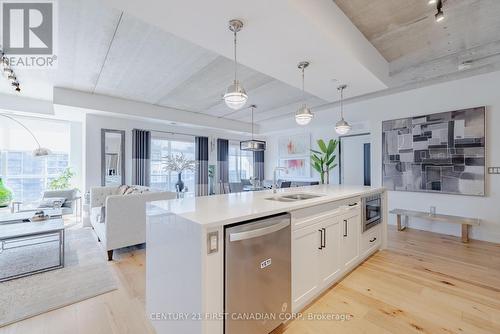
[49,168,75,190]
[311,139,339,184]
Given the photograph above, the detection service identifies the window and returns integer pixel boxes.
[150,136,195,193]
[0,117,71,203]
[229,141,253,182]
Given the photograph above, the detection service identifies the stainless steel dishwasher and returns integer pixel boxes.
[225,213,291,334]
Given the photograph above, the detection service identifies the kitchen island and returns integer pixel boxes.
[146,185,387,334]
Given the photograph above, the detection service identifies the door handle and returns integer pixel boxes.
[369,237,377,243]
[318,229,324,249]
[322,228,326,248]
[343,219,348,237]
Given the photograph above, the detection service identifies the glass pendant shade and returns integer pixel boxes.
[33,147,51,157]
[295,105,313,125]
[335,119,352,135]
[224,80,248,110]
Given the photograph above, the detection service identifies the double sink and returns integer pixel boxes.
[265,193,323,202]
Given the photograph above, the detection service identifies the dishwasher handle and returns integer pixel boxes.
[229,220,290,242]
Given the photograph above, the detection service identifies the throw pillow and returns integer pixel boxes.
[118,185,130,195]
[39,197,66,208]
[124,187,137,195]
[91,206,106,224]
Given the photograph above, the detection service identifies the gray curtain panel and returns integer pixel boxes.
[132,129,151,186]
[217,138,229,194]
[195,137,209,196]
[253,150,265,181]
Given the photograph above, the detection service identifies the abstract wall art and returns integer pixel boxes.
[279,158,310,178]
[382,107,485,196]
[278,134,310,157]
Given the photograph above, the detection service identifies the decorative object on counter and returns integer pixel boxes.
[335,84,352,135]
[0,51,21,93]
[162,153,195,193]
[240,105,266,151]
[0,114,51,157]
[295,61,314,125]
[382,106,485,196]
[223,19,248,110]
[311,139,339,184]
[49,168,75,190]
[0,177,13,208]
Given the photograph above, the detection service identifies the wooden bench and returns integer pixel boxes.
[389,209,480,243]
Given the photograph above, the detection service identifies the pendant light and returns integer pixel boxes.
[223,19,248,110]
[335,84,352,135]
[240,105,266,151]
[295,61,313,125]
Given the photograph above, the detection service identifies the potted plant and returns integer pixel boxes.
[162,153,195,192]
[311,139,338,184]
[49,167,75,190]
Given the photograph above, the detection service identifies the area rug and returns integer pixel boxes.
[0,226,117,326]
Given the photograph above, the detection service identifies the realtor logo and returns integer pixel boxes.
[2,1,53,54]
[0,1,57,68]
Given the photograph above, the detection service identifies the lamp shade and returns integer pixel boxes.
[32,147,51,157]
[295,105,313,125]
[224,80,248,110]
[335,119,352,135]
[240,140,266,151]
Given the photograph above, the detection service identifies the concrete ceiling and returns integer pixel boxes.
[334,0,500,85]
[0,0,327,125]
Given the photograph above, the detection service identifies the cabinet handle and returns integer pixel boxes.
[322,228,326,248]
[343,219,348,237]
[348,203,357,207]
[369,237,377,243]
[318,229,323,249]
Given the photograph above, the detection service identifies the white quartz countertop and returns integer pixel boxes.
[147,185,384,228]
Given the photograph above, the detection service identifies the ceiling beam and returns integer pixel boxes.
[0,93,54,116]
[53,88,256,133]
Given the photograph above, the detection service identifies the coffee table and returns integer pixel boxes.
[0,219,65,282]
[0,208,63,225]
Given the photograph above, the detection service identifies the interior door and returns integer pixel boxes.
[292,221,322,311]
[340,134,371,186]
[340,213,360,269]
[319,218,341,286]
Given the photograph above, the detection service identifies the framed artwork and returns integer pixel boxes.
[279,158,310,178]
[278,134,310,157]
[382,107,485,196]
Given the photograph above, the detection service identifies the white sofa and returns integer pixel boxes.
[89,185,176,260]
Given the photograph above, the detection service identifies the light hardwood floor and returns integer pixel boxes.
[1,225,500,334]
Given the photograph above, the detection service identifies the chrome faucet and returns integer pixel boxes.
[273,167,288,193]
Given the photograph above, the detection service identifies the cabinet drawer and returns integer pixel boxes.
[361,225,381,257]
[291,197,360,231]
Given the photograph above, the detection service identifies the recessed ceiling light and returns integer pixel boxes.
[428,0,437,5]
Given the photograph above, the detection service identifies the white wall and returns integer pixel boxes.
[264,70,500,243]
[84,114,256,192]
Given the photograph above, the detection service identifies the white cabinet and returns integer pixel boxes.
[292,201,369,313]
[292,215,342,311]
[340,211,360,269]
[361,224,381,257]
[319,218,341,286]
[292,221,322,310]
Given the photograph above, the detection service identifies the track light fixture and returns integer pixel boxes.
[432,0,445,23]
[0,50,21,93]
